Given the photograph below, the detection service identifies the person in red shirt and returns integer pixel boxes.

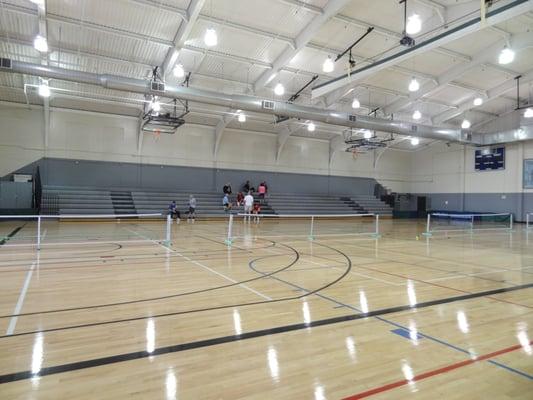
[236,192,244,207]
[252,202,261,223]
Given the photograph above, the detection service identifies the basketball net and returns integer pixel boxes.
[153,129,161,141]
[351,148,358,160]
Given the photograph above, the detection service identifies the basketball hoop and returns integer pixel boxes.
[152,129,161,141]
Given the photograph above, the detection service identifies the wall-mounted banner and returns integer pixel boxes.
[524,159,533,189]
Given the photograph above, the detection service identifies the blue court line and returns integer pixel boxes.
[249,260,533,381]
[391,328,423,341]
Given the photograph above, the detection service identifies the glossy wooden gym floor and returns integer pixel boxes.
[0,219,532,399]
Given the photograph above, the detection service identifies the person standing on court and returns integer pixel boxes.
[188,195,197,222]
[244,191,254,222]
[168,200,180,222]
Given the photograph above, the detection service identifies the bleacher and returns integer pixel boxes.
[266,193,364,215]
[42,186,115,215]
[41,186,392,216]
[346,194,393,216]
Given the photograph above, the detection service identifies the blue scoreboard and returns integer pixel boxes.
[475,147,505,171]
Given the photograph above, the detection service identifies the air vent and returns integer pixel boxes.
[262,100,275,110]
[348,115,357,122]
[151,81,165,92]
[411,125,418,132]
[0,58,12,69]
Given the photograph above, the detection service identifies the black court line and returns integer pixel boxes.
[0,242,351,339]
[0,243,298,319]
[1,283,532,385]
[0,225,24,246]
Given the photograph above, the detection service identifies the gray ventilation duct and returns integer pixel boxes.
[1,58,472,143]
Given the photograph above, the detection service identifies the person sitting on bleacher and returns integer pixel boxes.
[222,193,232,212]
[168,200,181,222]
[223,182,232,195]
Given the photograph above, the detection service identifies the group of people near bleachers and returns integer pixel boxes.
[222,180,268,218]
[168,195,196,222]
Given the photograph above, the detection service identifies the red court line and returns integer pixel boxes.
[342,340,533,400]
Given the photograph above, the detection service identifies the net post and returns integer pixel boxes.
[527,213,531,230]
[422,213,432,237]
[308,215,315,241]
[372,214,381,238]
[165,214,171,246]
[225,214,234,245]
[37,215,41,251]
[509,213,513,231]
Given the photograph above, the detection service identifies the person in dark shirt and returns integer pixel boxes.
[223,182,232,195]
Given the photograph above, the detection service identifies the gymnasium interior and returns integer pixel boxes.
[0,0,533,398]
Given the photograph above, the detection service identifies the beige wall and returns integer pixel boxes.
[0,102,412,192]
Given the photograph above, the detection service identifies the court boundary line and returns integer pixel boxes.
[5,262,36,335]
[0,283,532,384]
[341,340,533,400]
[248,251,533,381]
[123,226,272,301]
[0,243,352,339]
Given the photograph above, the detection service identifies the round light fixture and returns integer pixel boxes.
[351,98,360,109]
[408,77,420,92]
[173,64,185,78]
[33,35,48,53]
[38,81,50,98]
[412,110,421,120]
[204,28,218,47]
[238,113,246,123]
[406,14,422,35]
[498,47,515,65]
[307,122,316,132]
[322,57,334,73]
[363,130,372,139]
[461,119,471,129]
[274,82,285,96]
[410,137,420,146]
[524,108,533,118]
[151,100,161,112]
[473,97,483,106]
